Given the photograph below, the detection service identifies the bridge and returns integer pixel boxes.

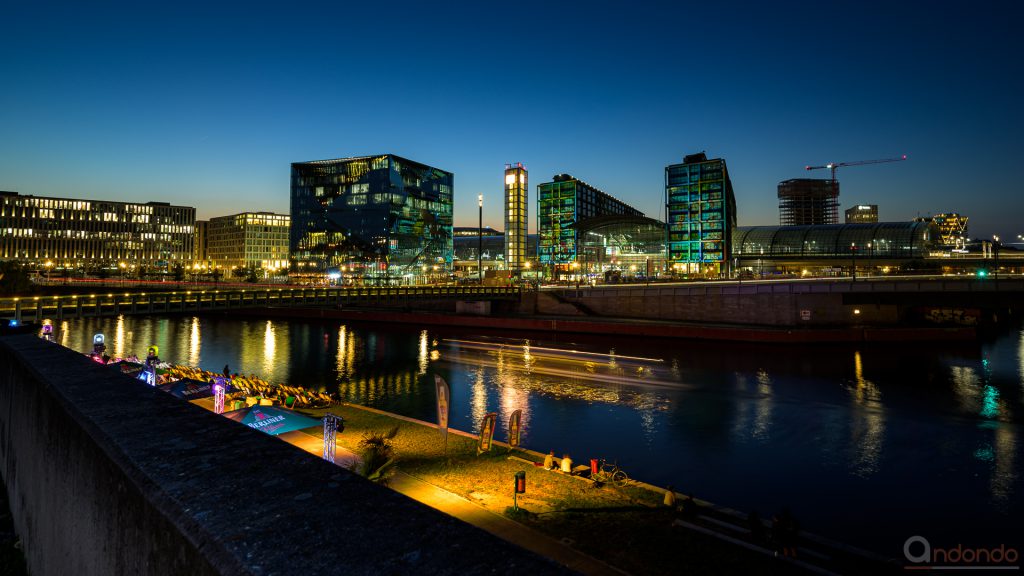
[0,285,521,324]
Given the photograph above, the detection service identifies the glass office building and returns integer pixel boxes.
[0,191,195,267]
[577,215,667,279]
[290,155,453,284]
[665,153,737,275]
[207,212,290,273]
[504,162,528,274]
[844,204,878,224]
[537,174,642,279]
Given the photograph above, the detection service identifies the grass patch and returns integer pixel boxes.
[301,404,799,575]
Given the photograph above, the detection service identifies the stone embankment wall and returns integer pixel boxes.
[0,335,558,576]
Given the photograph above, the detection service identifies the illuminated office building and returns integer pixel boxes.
[537,174,642,278]
[845,205,878,224]
[0,191,195,266]
[504,162,528,273]
[207,212,290,272]
[290,155,453,283]
[665,153,737,275]
[913,213,968,247]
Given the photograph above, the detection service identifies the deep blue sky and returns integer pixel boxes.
[2,1,1021,238]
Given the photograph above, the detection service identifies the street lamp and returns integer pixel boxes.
[993,235,1000,281]
[850,243,857,281]
[478,194,483,284]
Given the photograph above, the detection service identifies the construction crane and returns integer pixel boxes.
[805,154,908,180]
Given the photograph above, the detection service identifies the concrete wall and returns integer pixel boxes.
[0,335,559,576]
[553,284,902,326]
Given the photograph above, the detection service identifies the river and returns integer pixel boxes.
[56,314,1023,558]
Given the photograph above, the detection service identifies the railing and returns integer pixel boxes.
[0,286,521,324]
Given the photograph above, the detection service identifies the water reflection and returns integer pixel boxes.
[188,317,201,366]
[262,321,276,375]
[848,351,885,478]
[52,315,1024,555]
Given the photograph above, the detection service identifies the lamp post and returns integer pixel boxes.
[478,194,483,284]
[993,235,1000,282]
[850,243,857,282]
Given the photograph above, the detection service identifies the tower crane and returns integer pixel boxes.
[805,154,908,180]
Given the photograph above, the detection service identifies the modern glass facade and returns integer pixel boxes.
[537,174,642,278]
[665,153,737,275]
[0,191,195,266]
[207,212,290,272]
[577,215,666,279]
[504,162,528,273]
[290,155,453,283]
[732,222,939,259]
[914,213,968,247]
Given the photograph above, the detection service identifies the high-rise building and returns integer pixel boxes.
[207,212,290,273]
[193,220,209,263]
[665,153,737,275]
[778,178,839,225]
[504,162,528,273]
[914,213,968,247]
[290,155,453,283]
[0,191,195,266]
[537,174,643,277]
[845,204,878,224]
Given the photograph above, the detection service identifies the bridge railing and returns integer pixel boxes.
[0,285,521,324]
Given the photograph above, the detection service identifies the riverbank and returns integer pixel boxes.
[241,307,977,343]
[292,403,896,575]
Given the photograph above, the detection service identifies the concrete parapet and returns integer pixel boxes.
[0,335,559,576]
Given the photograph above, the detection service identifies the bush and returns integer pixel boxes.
[350,426,399,486]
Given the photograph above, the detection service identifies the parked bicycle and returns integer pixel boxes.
[592,458,629,487]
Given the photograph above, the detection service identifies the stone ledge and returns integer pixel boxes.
[0,335,562,576]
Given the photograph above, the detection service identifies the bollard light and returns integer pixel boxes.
[514,470,526,494]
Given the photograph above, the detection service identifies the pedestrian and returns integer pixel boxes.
[223,364,230,377]
[560,453,573,474]
[663,485,677,508]
[543,450,555,470]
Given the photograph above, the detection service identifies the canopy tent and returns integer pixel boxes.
[222,406,321,436]
[108,361,144,377]
[157,378,234,400]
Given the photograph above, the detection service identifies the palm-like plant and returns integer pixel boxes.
[351,426,399,486]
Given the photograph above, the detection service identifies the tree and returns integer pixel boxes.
[172,264,185,282]
[0,261,34,296]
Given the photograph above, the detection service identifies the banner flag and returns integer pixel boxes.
[478,412,497,453]
[434,374,450,442]
[508,409,522,449]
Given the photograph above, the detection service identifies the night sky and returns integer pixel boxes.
[2,1,1021,239]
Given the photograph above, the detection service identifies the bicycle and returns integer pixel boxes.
[592,458,629,487]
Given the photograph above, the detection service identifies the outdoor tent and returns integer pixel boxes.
[221,405,321,436]
[157,378,234,400]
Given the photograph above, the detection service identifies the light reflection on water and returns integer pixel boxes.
[54,314,1024,554]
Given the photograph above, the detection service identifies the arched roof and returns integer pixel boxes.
[733,221,938,258]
